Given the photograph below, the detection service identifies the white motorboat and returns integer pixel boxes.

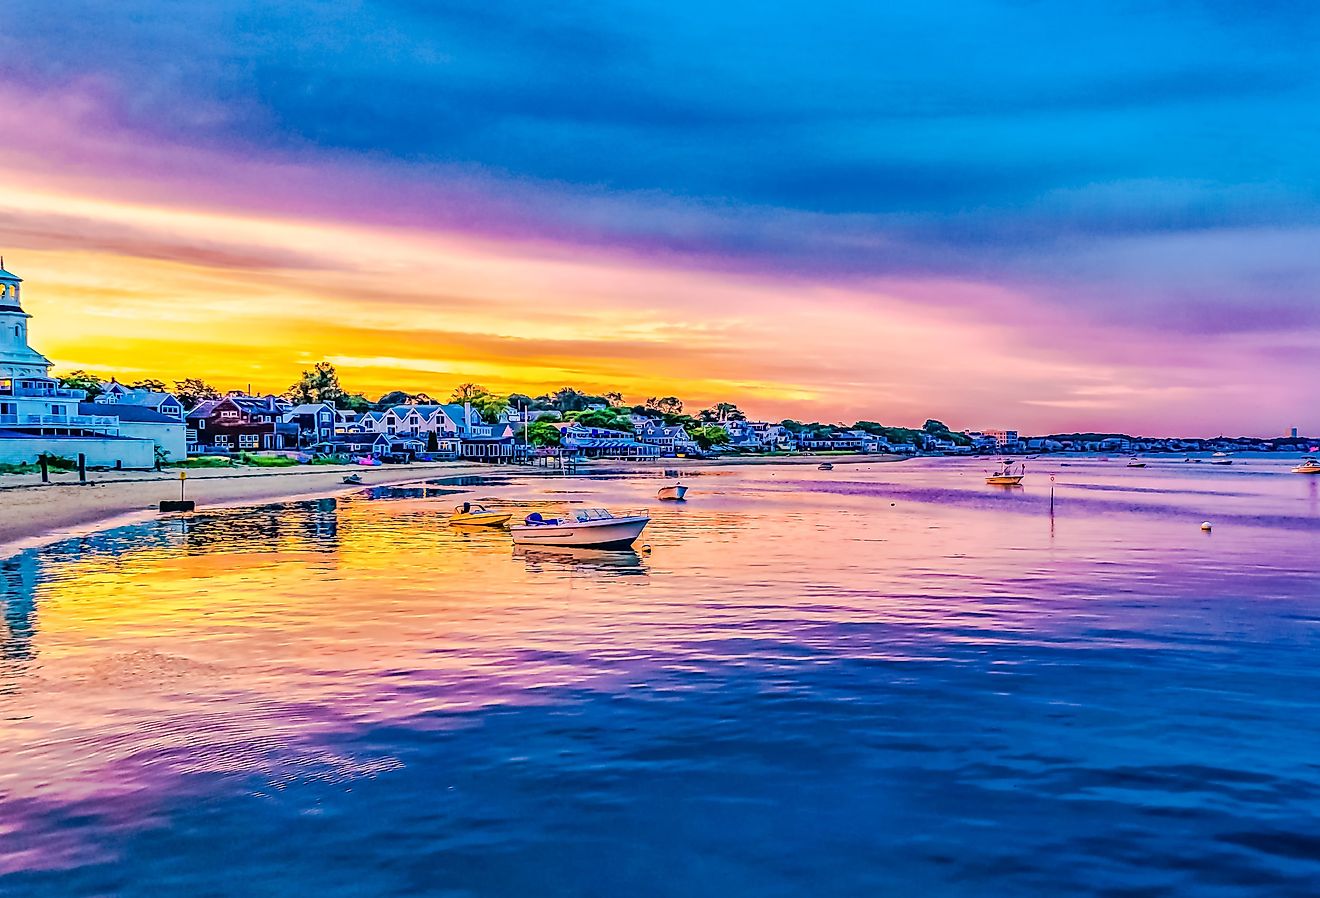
[657,483,688,501]
[509,508,650,548]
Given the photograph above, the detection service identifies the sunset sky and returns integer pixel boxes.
[2,1,1318,435]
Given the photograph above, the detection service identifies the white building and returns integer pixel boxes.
[980,429,1019,450]
[0,262,157,468]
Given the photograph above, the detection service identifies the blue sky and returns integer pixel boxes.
[1,1,1318,431]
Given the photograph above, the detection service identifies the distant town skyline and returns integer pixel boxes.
[2,2,1318,436]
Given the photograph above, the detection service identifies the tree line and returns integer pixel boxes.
[57,361,959,449]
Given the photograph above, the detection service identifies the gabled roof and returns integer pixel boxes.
[186,398,226,418]
[106,389,180,409]
[0,267,22,282]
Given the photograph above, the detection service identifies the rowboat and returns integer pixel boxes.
[342,473,363,485]
[818,462,834,471]
[1208,459,1233,466]
[510,508,649,548]
[449,503,513,527]
[1293,457,1320,474]
[986,462,1025,485]
[657,483,688,501]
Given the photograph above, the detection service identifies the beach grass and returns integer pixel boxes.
[174,455,237,469]
[237,453,300,468]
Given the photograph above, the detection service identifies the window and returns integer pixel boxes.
[215,434,230,446]
[220,409,238,418]
[239,434,259,448]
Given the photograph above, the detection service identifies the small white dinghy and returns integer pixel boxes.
[657,483,688,501]
[510,508,650,548]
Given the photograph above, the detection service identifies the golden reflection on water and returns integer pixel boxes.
[3,458,1320,809]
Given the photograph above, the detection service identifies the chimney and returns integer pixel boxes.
[464,399,472,433]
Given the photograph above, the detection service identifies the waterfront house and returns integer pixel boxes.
[283,402,338,447]
[555,422,659,459]
[0,263,156,467]
[748,422,798,451]
[636,420,695,456]
[351,402,514,460]
[186,395,298,454]
[721,419,765,451]
[96,382,185,419]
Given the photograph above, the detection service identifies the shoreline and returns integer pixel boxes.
[0,461,498,558]
[0,453,904,558]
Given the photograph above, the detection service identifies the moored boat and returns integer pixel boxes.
[510,508,649,548]
[1126,458,1147,468]
[986,462,1025,485]
[1208,459,1233,466]
[342,473,363,485]
[657,483,688,501]
[449,503,512,527]
[818,462,834,471]
[1292,457,1320,474]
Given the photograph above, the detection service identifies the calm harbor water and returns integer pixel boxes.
[4,456,1320,896]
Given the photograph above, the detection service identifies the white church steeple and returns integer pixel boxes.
[0,259,55,380]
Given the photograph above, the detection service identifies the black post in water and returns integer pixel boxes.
[78,453,87,484]
[39,455,49,483]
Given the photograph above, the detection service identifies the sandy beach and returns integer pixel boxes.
[0,461,496,554]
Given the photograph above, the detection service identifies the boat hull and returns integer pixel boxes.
[1293,466,1320,474]
[449,512,512,527]
[986,475,1024,485]
[509,515,649,548]
[657,485,688,501]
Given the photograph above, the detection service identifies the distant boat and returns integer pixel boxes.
[1212,451,1230,458]
[510,508,649,548]
[1292,458,1320,474]
[657,483,688,501]
[986,462,1025,485]
[342,473,363,485]
[1209,459,1234,466]
[450,503,512,527]
[818,462,834,471]
[1126,458,1147,468]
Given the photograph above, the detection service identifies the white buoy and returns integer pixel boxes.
[1200,521,1212,531]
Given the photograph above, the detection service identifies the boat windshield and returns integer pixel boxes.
[573,508,616,523]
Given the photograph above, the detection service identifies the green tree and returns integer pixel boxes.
[545,387,603,413]
[449,383,506,422]
[56,370,104,399]
[646,396,683,416]
[376,390,436,408]
[449,382,488,404]
[341,392,372,413]
[571,408,633,432]
[692,425,732,450]
[173,377,220,408]
[527,420,563,447]
[702,402,743,422]
[287,362,344,406]
[122,378,166,392]
[923,419,949,434]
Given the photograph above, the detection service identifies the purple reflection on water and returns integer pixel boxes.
[3,459,1320,896]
